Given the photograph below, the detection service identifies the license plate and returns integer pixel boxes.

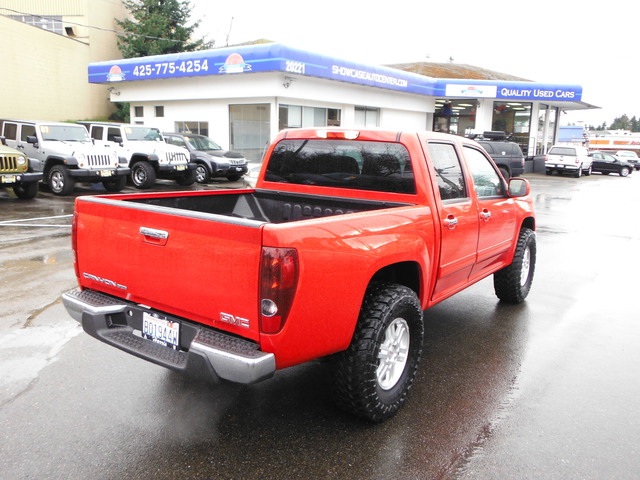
[100,170,113,177]
[142,312,180,350]
[175,164,186,171]
[1,175,17,183]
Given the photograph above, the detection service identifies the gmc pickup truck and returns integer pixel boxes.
[62,128,536,421]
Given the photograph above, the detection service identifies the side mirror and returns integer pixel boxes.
[26,136,38,146]
[113,135,123,144]
[508,177,530,197]
[0,136,6,146]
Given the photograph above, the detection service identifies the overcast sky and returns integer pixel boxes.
[191,0,637,127]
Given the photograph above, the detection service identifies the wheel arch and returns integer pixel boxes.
[369,261,422,301]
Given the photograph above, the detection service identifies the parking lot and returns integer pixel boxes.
[1,172,639,480]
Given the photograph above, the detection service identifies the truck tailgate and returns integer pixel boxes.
[74,196,264,342]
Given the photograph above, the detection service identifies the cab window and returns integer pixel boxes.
[21,124,36,141]
[427,142,467,201]
[463,146,505,197]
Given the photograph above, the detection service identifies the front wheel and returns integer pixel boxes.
[48,165,75,195]
[131,162,156,189]
[102,175,126,192]
[195,163,210,183]
[13,181,39,199]
[332,283,424,422]
[494,227,536,304]
[176,168,197,186]
[620,167,630,177]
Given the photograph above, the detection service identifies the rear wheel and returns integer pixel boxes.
[13,181,39,199]
[574,166,582,178]
[48,165,75,195]
[494,227,536,304]
[332,283,424,422]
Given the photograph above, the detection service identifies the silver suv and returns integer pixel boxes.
[0,120,128,195]
[545,145,592,177]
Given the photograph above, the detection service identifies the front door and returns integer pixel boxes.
[463,145,517,280]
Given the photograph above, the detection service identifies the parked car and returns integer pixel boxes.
[544,145,592,177]
[80,122,197,189]
[164,132,248,183]
[589,151,633,177]
[0,136,43,199]
[614,150,640,170]
[474,132,525,178]
[0,120,128,195]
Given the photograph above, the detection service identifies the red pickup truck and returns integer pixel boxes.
[62,128,536,421]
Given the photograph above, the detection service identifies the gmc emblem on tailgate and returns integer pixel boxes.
[220,312,250,329]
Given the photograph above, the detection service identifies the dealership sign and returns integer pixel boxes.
[88,43,582,103]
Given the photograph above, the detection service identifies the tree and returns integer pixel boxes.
[115,0,206,59]
[111,0,206,121]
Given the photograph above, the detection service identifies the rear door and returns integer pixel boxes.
[425,141,479,301]
[462,145,517,280]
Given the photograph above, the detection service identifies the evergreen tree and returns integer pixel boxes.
[115,0,205,59]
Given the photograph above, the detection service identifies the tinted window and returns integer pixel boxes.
[90,126,104,141]
[427,143,467,201]
[549,147,576,156]
[3,123,18,140]
[266,139,415,194]
[21,125,36,141]
[464,146,505,197]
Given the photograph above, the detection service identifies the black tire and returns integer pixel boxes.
[585,165,592,176]
[499,167,510,179]
[131,162,156,189]
[332,283,424,422]
[102,175,126,192]
[574,166,582,178]
[195,163,210,183]
[176,168,197,186]
[494,227,536,304]
[602,172,610,175]
[545,169,552,176]
[48,165,75,195]
[226,174,242,182]
[620,167,630,177]
[13,181,39,199]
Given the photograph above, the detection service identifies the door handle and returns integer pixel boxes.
[480,209,492,221]
[443,215,458,230]
[140,227,169,245]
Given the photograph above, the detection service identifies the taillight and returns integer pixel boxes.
[71,211,80,281]
[259,247,299,334]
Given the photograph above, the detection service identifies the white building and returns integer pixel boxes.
[88,43,596,161]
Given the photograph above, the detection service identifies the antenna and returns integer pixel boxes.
[225,17,234,46]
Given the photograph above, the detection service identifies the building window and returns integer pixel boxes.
[174,121,208,136]
[229,104,271,162]
[492,102,532,155]
[134,106,144,117]
[434,100,477,135]
[278,105,340,130]
[8,15,63,35]
[355,107,379,127]
[155,106,164,118]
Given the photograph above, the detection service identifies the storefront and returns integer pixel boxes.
[88,43,593,161]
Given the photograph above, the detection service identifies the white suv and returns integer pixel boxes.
[82,122,197,189]
[545,145,592,177]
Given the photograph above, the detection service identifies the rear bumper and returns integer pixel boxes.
[62,288,275,384]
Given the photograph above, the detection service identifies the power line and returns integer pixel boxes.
[0,7,193,44]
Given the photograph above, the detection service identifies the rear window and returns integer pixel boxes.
[265,139,416,194]
[549,147,576,156]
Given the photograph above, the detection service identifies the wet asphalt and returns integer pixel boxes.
[1,172,639,480]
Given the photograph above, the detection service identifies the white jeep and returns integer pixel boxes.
[82,122,196,189]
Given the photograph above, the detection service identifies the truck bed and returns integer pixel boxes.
[123,188,410,224]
